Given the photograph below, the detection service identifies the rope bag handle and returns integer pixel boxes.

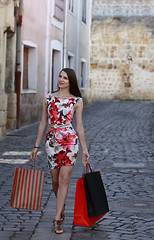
[26,157,36,170]
[82,163,92,177]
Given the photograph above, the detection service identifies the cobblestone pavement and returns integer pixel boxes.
[0,100,153,240]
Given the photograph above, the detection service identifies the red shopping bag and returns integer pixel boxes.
[73,175,106,227]
[10,158,44,210]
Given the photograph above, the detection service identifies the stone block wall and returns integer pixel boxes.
[0,93,8,137]
[89,0,154,101]
[0,0,17,137]
[7,93,17,129]
[92,0,153,17]
[20,93,42,127]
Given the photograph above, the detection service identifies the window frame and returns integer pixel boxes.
[69,0,74,14]
[82,0,87,24]
[21,41,38,93]
[51,0,64,30]
[49,40,63,93]
[67,51,75,69]
[80,58,87,88]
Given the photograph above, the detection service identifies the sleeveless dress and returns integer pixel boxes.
[45,93,82,169]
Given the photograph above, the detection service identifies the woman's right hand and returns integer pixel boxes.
[30,148,39,160]
[82,151,90,167]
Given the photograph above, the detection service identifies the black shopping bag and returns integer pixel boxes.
[84,164,109,217]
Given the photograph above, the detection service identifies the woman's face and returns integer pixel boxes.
[58,71,70,89]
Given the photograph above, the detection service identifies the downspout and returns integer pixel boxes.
[76,0,80,78]
[44,0,50,94]
[88,0,92,100]
[63,0,68,68]
[15,0,22,129]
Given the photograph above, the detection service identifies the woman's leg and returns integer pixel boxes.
[50,168,60,197]
[55,165,74,220]
[50,168,65,220]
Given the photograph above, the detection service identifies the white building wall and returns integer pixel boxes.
[65,0,92,101]
[19,0,64,126]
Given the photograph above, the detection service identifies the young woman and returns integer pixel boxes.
[31,68,89,234]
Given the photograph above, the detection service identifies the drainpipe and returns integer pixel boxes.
[76,0,80,77]
[44,0,50,94]
[63,0,68,68]
[15,0,22,129]
[88,0,92,100]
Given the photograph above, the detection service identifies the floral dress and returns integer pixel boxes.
[45,93,82,169]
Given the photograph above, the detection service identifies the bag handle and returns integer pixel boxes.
[83,163,92,177]
[26,157,36,170]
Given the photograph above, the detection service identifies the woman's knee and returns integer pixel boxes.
[50,169,59,186]
[51,176,59,187]
[58,166,73,186]
[59,174,70,186]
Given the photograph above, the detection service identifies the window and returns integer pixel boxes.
[67,52,74,69]
[69,0,74,13]
[51,49,62,92]
[23,47,28,89]
[22,42,37,92]
[50,40,63,93]
[54,0,64,22]
[51,0,64,30]
[80,60,86,88]
[82,0,86,24]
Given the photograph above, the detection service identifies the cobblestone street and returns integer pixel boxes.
[0,100,153,240]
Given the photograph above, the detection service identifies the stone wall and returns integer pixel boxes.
[20,93,42,127]
[92,0,153,17]
[0,0,16,137]
[7,93,17,129]
[0,93,7,137]
[89,0,154,101]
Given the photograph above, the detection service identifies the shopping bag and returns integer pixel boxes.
[84,164,109,217]
[10,158,44,210]
[73,173,107,227]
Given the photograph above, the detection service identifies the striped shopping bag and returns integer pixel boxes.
[10,158,44,210]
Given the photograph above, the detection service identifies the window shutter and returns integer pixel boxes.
[54,0,64,22]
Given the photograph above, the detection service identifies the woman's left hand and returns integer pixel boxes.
[30,148,39,160]
[82,151,90,166]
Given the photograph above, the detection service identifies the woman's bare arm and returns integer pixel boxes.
[75,99,89,166]
[30,96,48,159]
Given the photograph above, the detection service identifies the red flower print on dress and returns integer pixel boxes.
[45,134,49,142]
[45,94,81,169]
[55,150,72,167]
[56,132,76,150]
[50,105,59,123]
[58,116,64,124]
[65,111,73,124]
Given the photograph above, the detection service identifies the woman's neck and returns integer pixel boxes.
[57,89,71,97]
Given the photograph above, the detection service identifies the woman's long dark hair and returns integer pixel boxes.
[59,68,82,97]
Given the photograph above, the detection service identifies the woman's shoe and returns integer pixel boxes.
[61,204,65,221]
[61,212,65,222]
[53,220,63,234]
